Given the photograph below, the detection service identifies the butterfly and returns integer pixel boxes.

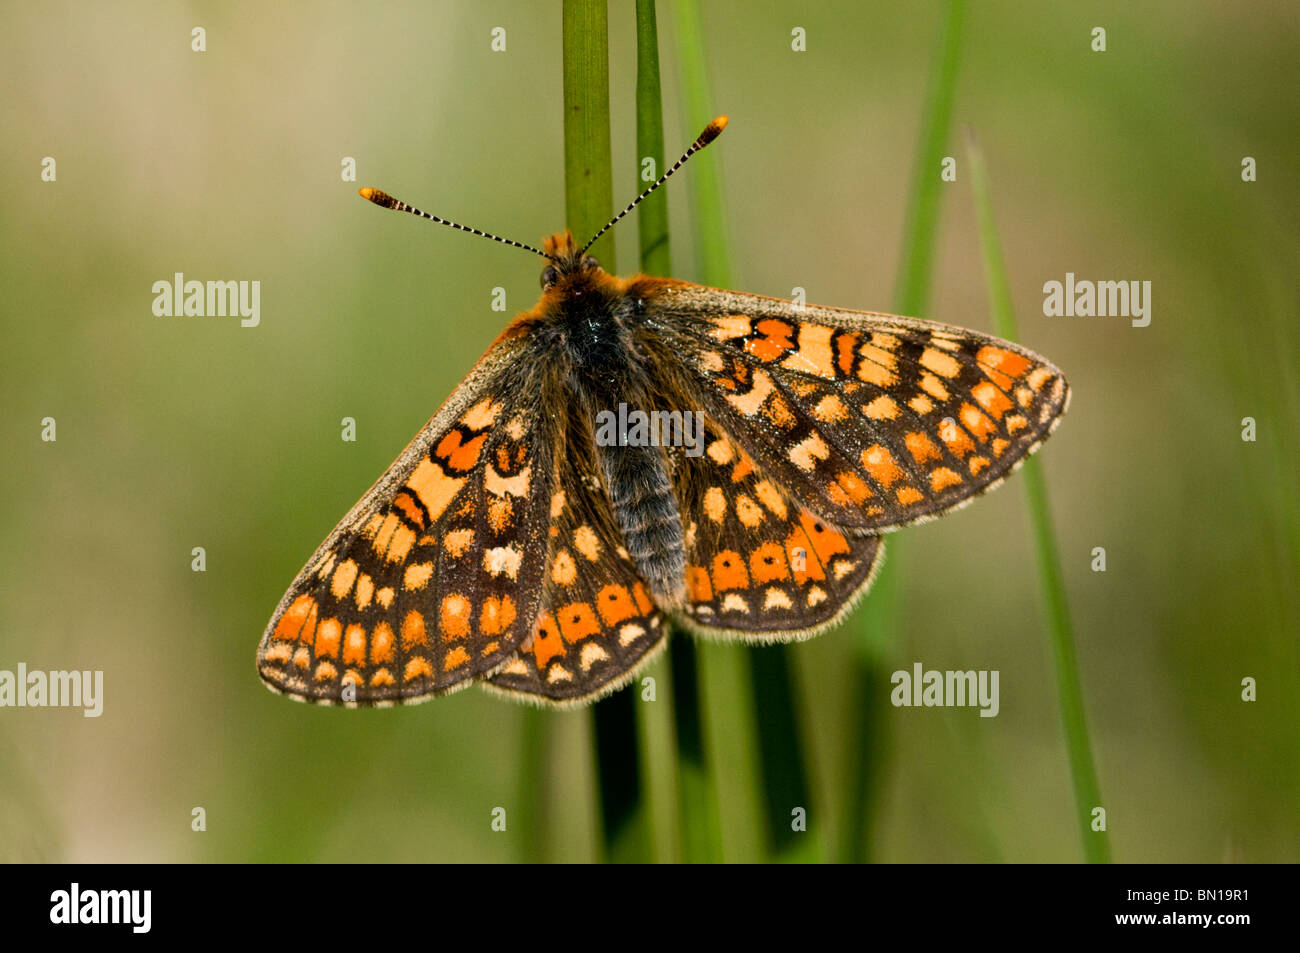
[257,116,1069,708]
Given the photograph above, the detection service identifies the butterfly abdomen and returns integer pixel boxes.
[598,442,686,605]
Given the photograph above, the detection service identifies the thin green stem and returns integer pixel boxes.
[635,0,671,278]
[563,0,651,863]
[965,126,1111,864]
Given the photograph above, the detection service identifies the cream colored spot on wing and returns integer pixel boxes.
[406,458,466,523]
[763,587,793,610]
[721,593,749,613]
[704,487,727,523]
[552,550,577,585]
[1028,367,1054,391]
[619,624,646,647]
[376,587,395,609]
[580,643,610,672]
[813,393,849,422]
[736,495,763,528]
[574,525,601,561]
[403,561,434,590]
[908,394,934,415]
[754,480,788,519]
[707,439,735,465]
[920,347,962,379]
[443,528,474,558]
[486,465,531,498]
[355,574,374,610]
[806,586,828,607]
[726,367,775,417]
[781,323,835,377]
[505,415,526,439]
[550,490,566,518]
[863,394,900,420]
[330,559,359,599]
[710,314,752,340]
[920,372,949,401]
[547,665,573,684]
[789,433,830,472]
[461,398,502,430]
[484,545,522,579]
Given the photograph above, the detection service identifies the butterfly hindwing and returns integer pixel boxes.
[674,425,884,639]
[647,282,1070,533]
[257,337,555,706]
[487,411,666,705]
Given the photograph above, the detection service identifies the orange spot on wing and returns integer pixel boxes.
[401,610,428,648]
[596,585,638,626]
[314,618,342,659]
[392,492,427,529]
[370,621,395,663]
[342,624,367,666]
[633,583,654,615]
[904,431,942,465]
[404,657,433,681]
[439,595,471,640]
[896,486,924,505]
[405,457,465,523]
[532,613,564,668]
[745,318,795,361]
[556,602,601,643]
[330,560,358,599]
[687,566,713,601]
[480,595,517,637]
[442,647,470,672]
[939,419,976,457]
[960,403,998,443]
[749,542,790,583]
[930,467,962,492]
[976,346,1032,390]
[973,381,1013,420]
[711,550,750,591]
[835,331,860,375]
[798,512,851,563]
[861,444,905,488]
[274,595,319,644]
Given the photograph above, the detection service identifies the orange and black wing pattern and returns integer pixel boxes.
[649,282,1069,534]
[487,405,666,705]
[671,424,883,640]
[256,337,556,706]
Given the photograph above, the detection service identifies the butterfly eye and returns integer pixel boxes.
[541,265,559,288]
[582,256,600,271]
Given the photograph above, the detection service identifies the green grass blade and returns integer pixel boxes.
[672,0,819,863]
[563,0,652,863]
[515,708,549,861]
[842,0,968,864]
[636,0,722,863]
[965,126,1111,864]
[635,0,671,278]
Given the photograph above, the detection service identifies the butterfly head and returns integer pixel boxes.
[540,231,601,290]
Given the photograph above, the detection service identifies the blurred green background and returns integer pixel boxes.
[2,1,1296,863]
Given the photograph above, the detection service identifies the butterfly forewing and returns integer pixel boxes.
[257,338,555,706]
[650,283,1070,533]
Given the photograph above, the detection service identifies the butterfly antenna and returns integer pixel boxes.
[358,188,557,261]
[577,115,729,258]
